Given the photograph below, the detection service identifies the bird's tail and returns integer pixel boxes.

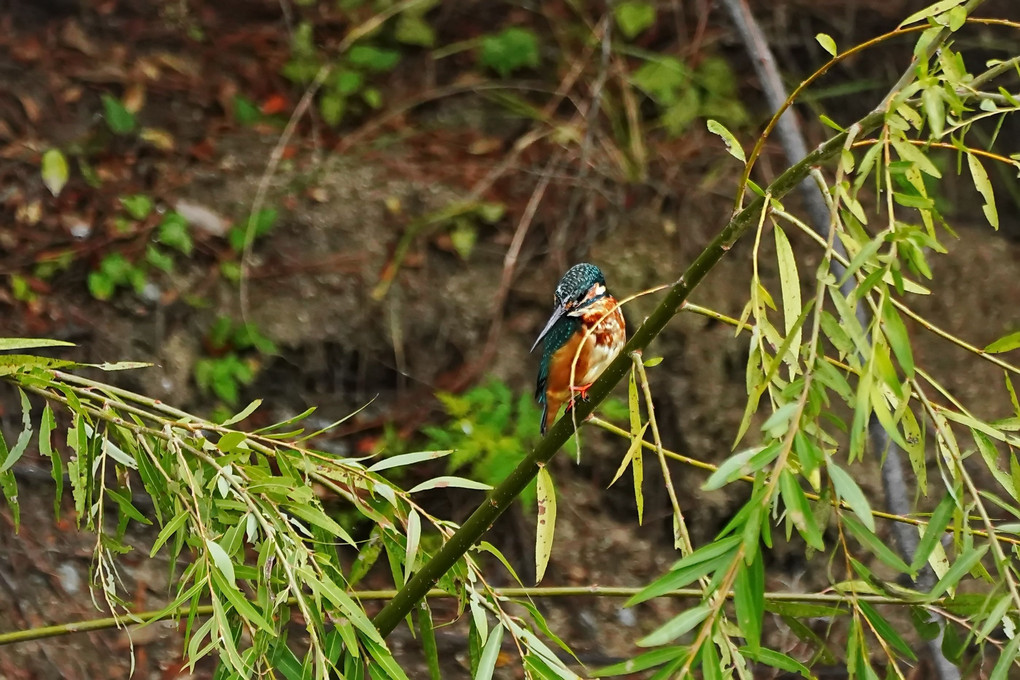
[540,395,562,435]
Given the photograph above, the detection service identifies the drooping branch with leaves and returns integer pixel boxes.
[3,1,1020,678]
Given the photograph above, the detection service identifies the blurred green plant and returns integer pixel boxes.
[627,53,748,137]
[101,93,137,135]
[479,27,541,78]
[423,379,543,508]
[86,204,194,301]
[194,317,278,411]
[87,253,147,301]
[614,1,656,39]
[416,379,628,509]
[227,208,278,253]
[283,19,409,127]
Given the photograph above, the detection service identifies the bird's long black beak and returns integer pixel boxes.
[530,302,567,353]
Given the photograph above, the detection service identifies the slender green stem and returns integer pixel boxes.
[0,585,973,647]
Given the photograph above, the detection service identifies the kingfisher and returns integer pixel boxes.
[531,263,627,434]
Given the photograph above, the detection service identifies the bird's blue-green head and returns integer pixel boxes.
[530,263,609,353]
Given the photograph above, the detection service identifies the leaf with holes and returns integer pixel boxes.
[707,119,745,162]
[967,153,998,229]
[535,466,557,583]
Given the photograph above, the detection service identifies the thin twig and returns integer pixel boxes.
[0,584,981,647]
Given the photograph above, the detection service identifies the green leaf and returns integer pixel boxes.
[922,86,945,137]
[417,603,441,680]
[0,467,18,530]
[773,225,801,370]
[101,94,137,134]
[990,630,1020,680]
[880,302,914,378]
[891,136,941,178]
[348,45,401,72]
[858,599,916,660]
[700,635,722,680]
[706,119,745,162]
[816,33,837,57]
[739,646,812,678]
[404,509,421,583]
[615,1,656,39]
[474,620,504,680]
[985,331,1020,354]
[284,502,356,547]
[368,449,451,472]
[41,148,69,197]
[38,405,61,518]
[361,87,382,109]
[449,220,476,260]
[1006,373,1020,419]
[632,56,688,105]
[249,208,278,237]
[0,338,74,351]
[828,461,875,531]
[910,493,955,573]
[0,354,75,377]
[838,234,886,287]
[150,508,190,557]
[232,95,261,126]
[206,537,236,586]
[364,637,409,680]
[88,271,115,300]
[220,399,262,427]
[106,487,152,525]
[841,513,910,575]
[158,212,193,256]
[929,544,990,599]
[627,536,740,605]
[779,469,824,550]
[120,194,153,220]
[395,10,436,47]
[637,604,711,647]
[479,27,540,78]
[762,402,799,437]
[145,245,174,273]
[967,153,998,229]
[210,569,275,634]
[0,389,32,474]
[703,444,768,491]
[535,466,557,583]
[333,70,363,96]
[408,475,491,493]
[734,547,764,652]
[594,647,687,677]
[976,594,1012,642]
[102,431,138,469]
[319,92,346,126]
[900,0,967,27]
[217,431,247,452]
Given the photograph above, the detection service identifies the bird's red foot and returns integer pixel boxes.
[571,382,594,401]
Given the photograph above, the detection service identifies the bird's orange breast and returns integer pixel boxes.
[545,299,625,402]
